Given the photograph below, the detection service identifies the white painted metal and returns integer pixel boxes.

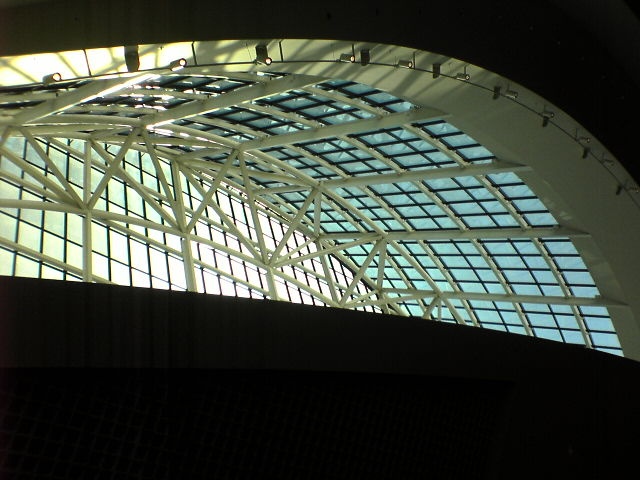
[0,39,633,355]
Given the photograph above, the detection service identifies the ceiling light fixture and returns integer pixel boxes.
[169,58,187,71]
[339,53,356,63]
[42,73,62,85]
[455,66,470,81]
[504,89,518,100]
[397,59,414,69]
[255,45,272,66]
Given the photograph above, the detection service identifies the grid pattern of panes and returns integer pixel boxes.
[0,135,377,311]
[0,73,622,355]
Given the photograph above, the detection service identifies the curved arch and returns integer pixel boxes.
[0,0,637,179]
[0,38,637,358]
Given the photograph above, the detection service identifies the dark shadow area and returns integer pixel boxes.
[1,276,639,478]
[0,369,512,479]
[0,0,638,181]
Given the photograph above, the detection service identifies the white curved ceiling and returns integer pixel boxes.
[0,39,638,358]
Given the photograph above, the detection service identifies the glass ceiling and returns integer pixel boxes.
[0,70,622,355]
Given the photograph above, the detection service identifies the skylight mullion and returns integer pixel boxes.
[180,166,261,261]
[140,74,318,128]
[89,140,179,230]
[14,74,153,126]
[238,153,280,300]
[406,123,470,167]
[0,234,94,282]
[471,239,533,335]
[0,140,78,206]
[239,106,442,153]
[536,238,594,348]
[306,180,438,314]
[188,114,264,140]
[22,130,84,208]
[0,168,69,206]
[302,85,385,116]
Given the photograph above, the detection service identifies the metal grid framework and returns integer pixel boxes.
[0,70,622,355]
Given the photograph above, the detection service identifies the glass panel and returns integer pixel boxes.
[0,77,620,355]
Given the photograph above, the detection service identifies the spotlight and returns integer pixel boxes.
[397,59,414,69]
[339,53,356,63]
[504,89,518,99]
[541,110,554,127]
[255,45,272,66]
[432,63,441,78]
[169,58,187,71]
[124,45,140,72]
[492,86,501,100]
[360,49,370,66]
[42,73,62,85]
[578,136,591,144]
[455,72,470,81]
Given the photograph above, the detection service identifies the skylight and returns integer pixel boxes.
[0,68,623,356]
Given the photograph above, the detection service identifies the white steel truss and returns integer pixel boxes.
[0,60,625,355]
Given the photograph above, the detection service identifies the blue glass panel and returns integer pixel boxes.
[493,214,520,227]
[556,316,579,329]
[535,328,563,341]
[484,323,508,332]
[583,315,614,332]
[524,212,557,226]
[442,133,477,147]
[34,74,616,354]
[464,216,497,228]
[512,284,542,295]
[458,146,494,159]
[507,325,528,335]
[422,122,460,136]
[562,330,585,344]
[591,332,621,348]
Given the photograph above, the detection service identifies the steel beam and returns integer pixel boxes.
[142,74,319,127]
[9,74,156,126]
[238,106,445,152]
[319,225,588,242]
[374,288,627,308]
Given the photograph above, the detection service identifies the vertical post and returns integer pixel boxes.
[319,252,339,303]
[376,241,388,314]
[238,153,279,300]
[181,235,197,292]
[82,140,93,282]
[171,161,197,292]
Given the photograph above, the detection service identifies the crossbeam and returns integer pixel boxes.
[142,74,319,127]
[252,160,529,196]
[347,288,627,308]
[324,159,529,188]
[318,225,588,242]
[237,106,445,152]
[9,74,156,126]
